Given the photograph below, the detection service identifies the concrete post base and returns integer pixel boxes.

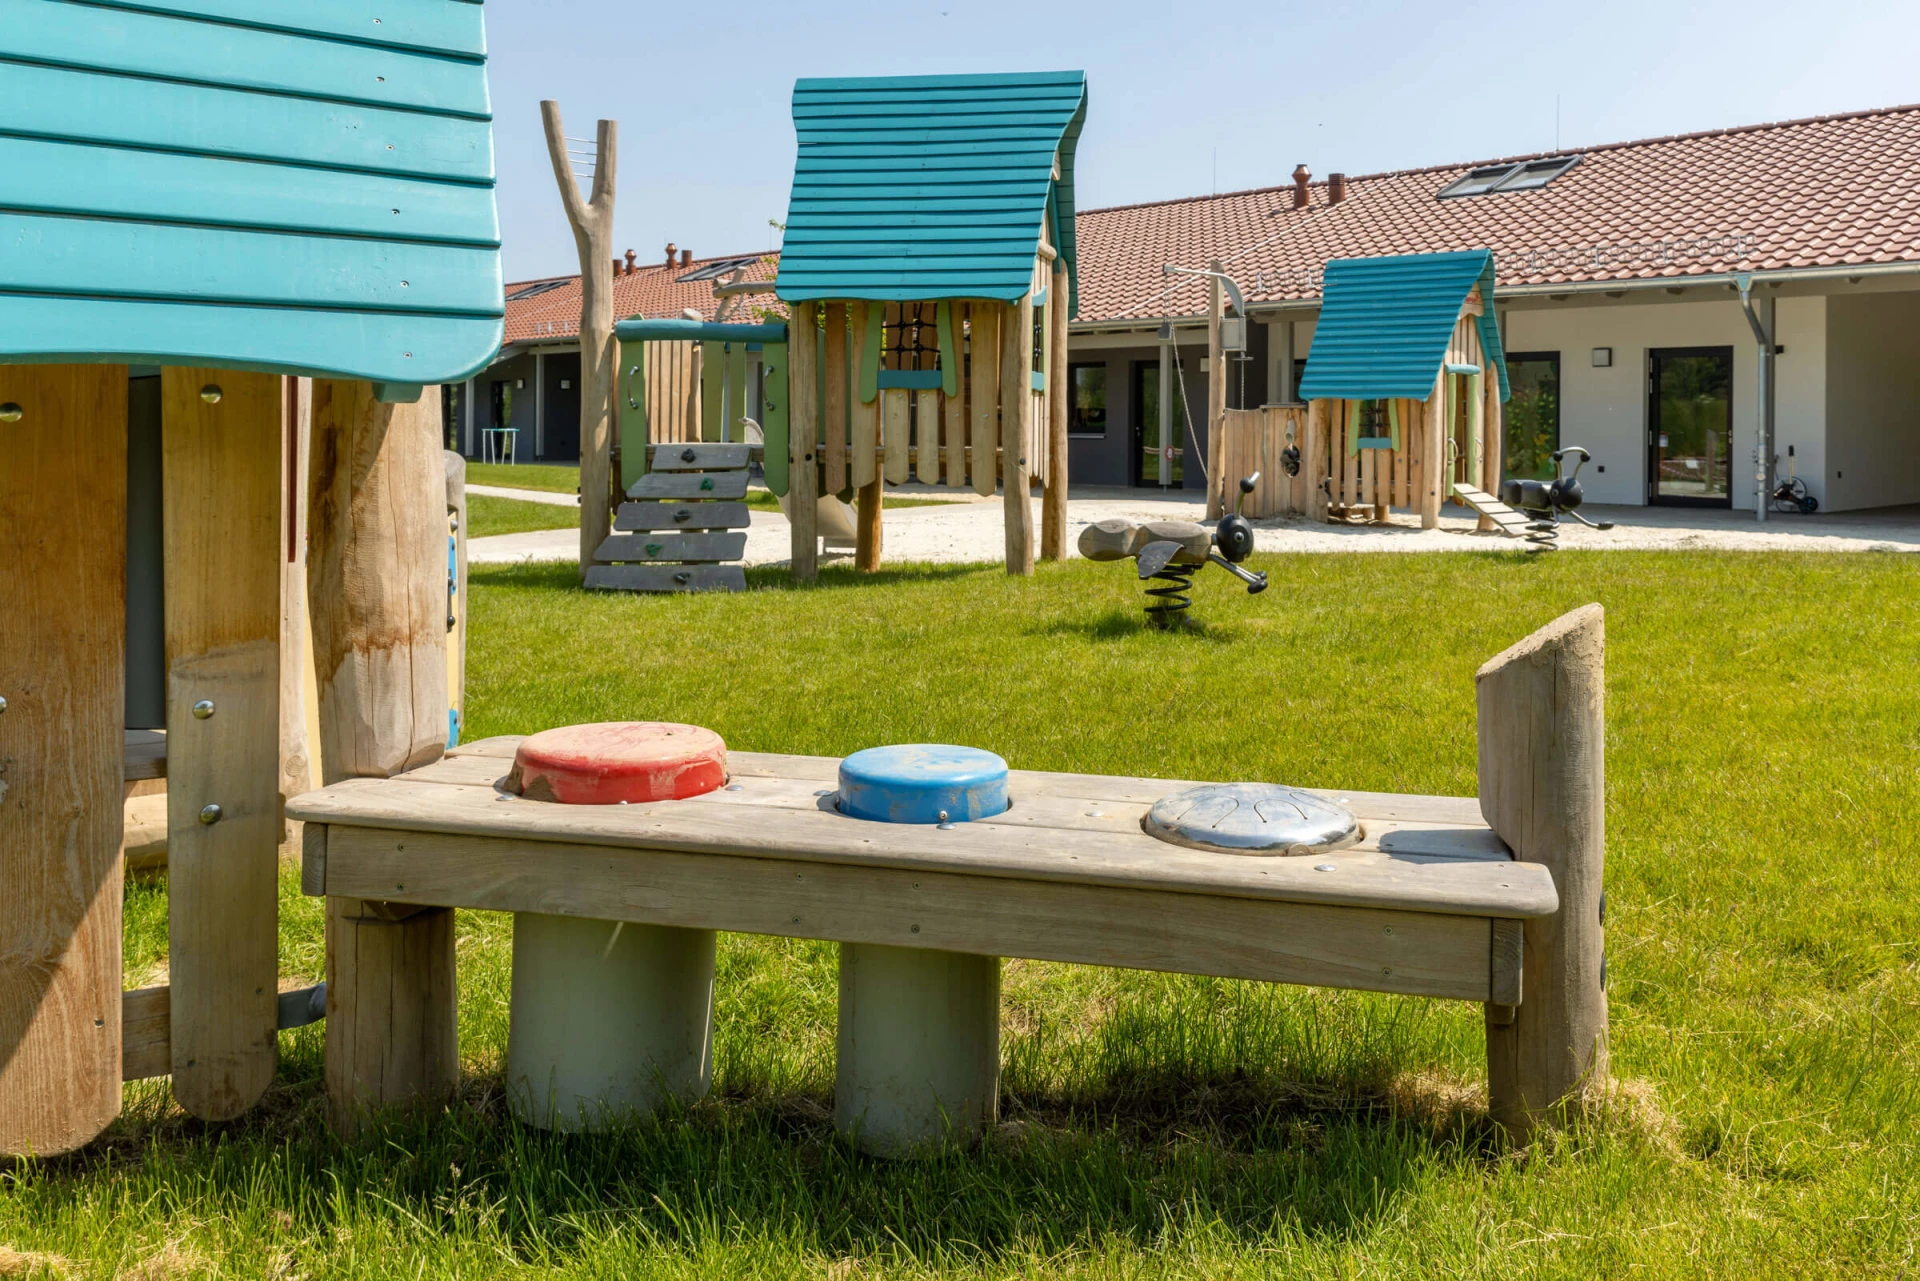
[506,913,715,1130]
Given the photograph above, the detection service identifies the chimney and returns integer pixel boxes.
[612,256,621,276]
[680,248,692,269]
[1292,164,1311,209]
[1328,172,1348,205]
[624,249,637,275]
[664,242,677,268]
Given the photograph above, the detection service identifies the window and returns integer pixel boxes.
[1438,155,1581,199]
[505,279,568,301]
[1068,364,1107,436]
[882,302,940,371]
[1503,352,1561,481]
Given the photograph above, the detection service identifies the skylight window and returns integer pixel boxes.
[505,280,569,301]
[1438,155,1581,199]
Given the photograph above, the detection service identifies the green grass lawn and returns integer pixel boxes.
[466,462,580,494]
[466,494,578,539]
[7,552,1917,1278]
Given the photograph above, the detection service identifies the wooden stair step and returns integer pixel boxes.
[585,563,746,593]
[615,500,751,532]
[627,471,749,501]
[594,531,747,564]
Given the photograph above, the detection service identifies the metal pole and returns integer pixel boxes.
[1735,275,1774,524]
[1158,328,1173,489]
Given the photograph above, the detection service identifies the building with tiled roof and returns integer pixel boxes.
[465,103,1920,514]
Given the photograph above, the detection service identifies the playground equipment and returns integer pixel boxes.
[291,605,1612,1150]
[1501,446,1616,551]
[769,72,1090,579]
[1,4,500,1155]
[1079,474,1271,625]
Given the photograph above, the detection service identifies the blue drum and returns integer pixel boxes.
[837,744,1010,825]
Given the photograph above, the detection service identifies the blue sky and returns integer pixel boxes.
[487,0,1920,283]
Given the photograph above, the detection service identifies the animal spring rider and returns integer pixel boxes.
[1079,474,1268,625]
[1500,447,1614,551]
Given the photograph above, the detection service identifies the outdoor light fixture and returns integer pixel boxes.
[1591,347,1612,367]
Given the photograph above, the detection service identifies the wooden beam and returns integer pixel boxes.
[1479,606,1608,1143]
[944,302,969,489]
[1000,293,1035,575]
[1421,373,1446,528]
[308,379,456,1132]
[822,302,848,495]
[1304,399,1328,522]
[1481,369,1504,533]
[787,302,819,580]
[541,101,617,582]
[1042,265,1071,559]
[850,303,879,490]
[0,364,127,1157]
[881,390,910,486]
[122,985,172,1082]
[969,303,1000,498]
[161,367,283,1121]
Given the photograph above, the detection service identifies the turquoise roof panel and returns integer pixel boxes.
[1298,251,1509,403]
[775,71,1087,317]
[0,0,503,385]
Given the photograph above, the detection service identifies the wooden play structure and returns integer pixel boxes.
[1238,250,1520,531]
[1,4,500,1154]
[770,71,1089,579]
[291,605,1610,1149]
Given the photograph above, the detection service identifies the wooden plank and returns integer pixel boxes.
[1482,368,1504,532]
[123,791,169,876]
[1043,268,1070,558]
[307,379,454,1132]
[1421,375,1445,528]
[646,442,752,471]
[592,532,747,563]
[1304,398,1328,521]
[850,303,879,489]
[79,0,489,59]
[1489,918,1525,1007]
[584,564,747,594]
[160,367,283,1122]
[0,363,127,1157]
[944,302,969,487]
[788,302,819,580]
[302,822,329,898]
[882,389,911,485]
[969,302,1001,497]
[122,985,172,1082]
[856,476,883,572]
[822,302,849,494]
[915,389,941,483]
[615,501,750,532]
[322,826,1504,1003]
[288,774,1554,920]
[125,728,168,782]
[1480,606,1608,1142]
[1001,292,1035,575]
[627,471,749,501]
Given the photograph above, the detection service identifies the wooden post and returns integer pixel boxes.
[822,303,848,495]
[788,302,819,580]
[309,380,456,1130]
[162,367,284,1121]
[1206,261,1225,519]
[1000,293,1035,575]
[1304,398,1329,521]
[1479,605,1608,1143]
[445,450,468,740]
[1481,370,1504,532]
[0,365,127,1157]
[944,302,968,489]
[540,101,617,581]
[1041,264,1070,559]
[1420,373,1446,528]
[970,303,1001,498]
[281,378,316,818]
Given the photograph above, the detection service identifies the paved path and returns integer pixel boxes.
[468,484,1920,565]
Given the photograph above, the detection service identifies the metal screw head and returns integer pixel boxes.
[0,403,21,424]
[198,803,223,825]
[199,385,222,404]
[1314,863,1337,872]
[192,699,215,720]
[936,810,950,823]
[0,694,7,714]
[726,783,743,792]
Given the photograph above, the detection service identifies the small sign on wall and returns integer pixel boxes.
[1591,347,1613,367]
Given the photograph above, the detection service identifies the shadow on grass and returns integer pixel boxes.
[1032,606,1239,644]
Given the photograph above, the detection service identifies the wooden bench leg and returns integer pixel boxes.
[324,898,457,1131]
[506,914,714,1130]
[1477,605,1608,1143]
[836,943,999,1156]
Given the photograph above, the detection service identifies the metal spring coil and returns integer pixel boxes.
[1144,562,1198,626]
[1523,518,1559,552]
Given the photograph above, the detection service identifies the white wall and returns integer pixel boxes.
[1825,290,1920,511]
[1501,295,1827,510]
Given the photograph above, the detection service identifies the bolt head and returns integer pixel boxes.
[192,699,215,719]
[198,803,223,825]
[199,385,223,404]
[0,694,7,713]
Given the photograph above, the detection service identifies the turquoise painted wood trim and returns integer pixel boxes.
[1030,371,1045,392]
[0,136,499,245]
[4,0,491,117]
[936,301,958,397]
[1299,250,1505,403]
[760,342,791,497]
[0,63,496,182]
[877,371,942,391]
[1445,363,1481,375]
[1474,257,1511,403]
[80,0,489,58]
[1355,437,1392,449]
[614,319,788,343]
[859,303,883,404]
[0,212,503,317]
[1032,285,1047,308]
[0,293,502,385]
[371,382,422,404]
[619,339,649,491]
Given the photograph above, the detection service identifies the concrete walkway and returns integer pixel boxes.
[468,483,1920,565]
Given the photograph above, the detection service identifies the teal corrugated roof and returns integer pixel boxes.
[0,0,503,386]
[774,71,1087,318]
[1298,251,1509,403]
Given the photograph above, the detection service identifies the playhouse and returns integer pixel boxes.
[1289,250,1514,529]
[0,3,500,1154]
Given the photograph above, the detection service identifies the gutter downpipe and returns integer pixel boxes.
[1734,272,1774,525]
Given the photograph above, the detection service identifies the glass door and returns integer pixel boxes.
[1648,347,1733,506]
[1131,360,1185,488]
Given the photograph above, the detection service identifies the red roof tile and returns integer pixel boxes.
[502,251,785,345]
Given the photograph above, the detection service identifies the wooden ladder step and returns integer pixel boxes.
[645,442,752,471]
[614,500,751,532]
[627,470,750,501]
[594,532,748,564]
[585,563,746,593]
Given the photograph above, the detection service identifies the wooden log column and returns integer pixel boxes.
[162,367,284,1121]
[309,380,456,1130]
[788,302,819,580]
[1000,293,1035,575]
[0,365,127,1157]
[1041,265,1070,559]
[969,303,1001,499]
[1304,399,1330,522]
[1479,605,1608,1143]
[1420,372,1446,529]
[1480,369,1504,533]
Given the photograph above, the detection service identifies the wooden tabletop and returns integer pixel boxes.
[288,736,1557,920]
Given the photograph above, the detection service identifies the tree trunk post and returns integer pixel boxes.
[788,302,819,580]
[1041,263,1071,559]
[1478,604,1609,1144]
[308,380,457,1132]
[1421,371,1446,528]
[1000,292,1035,575]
